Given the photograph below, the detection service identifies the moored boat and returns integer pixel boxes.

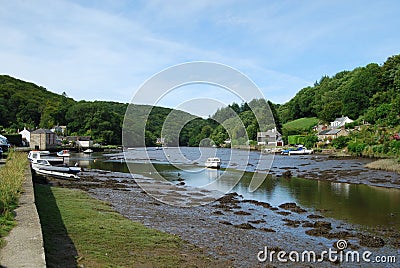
[57,150,71,157]
[205,157,221,169]
[83,148,93,154]
[288,147,314,155]
[31,158,81,179]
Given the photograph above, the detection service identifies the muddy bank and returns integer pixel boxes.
[268,155,400,189]
[49,170,399,267]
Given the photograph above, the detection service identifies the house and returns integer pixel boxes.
[51,125,67,135]
[66,136,93,148]
[318,128,349,143]
[30,129,57,150]
[330,116,353,129]
[19,127,31,146]
[257,128,284,146]
[156,137,165,145]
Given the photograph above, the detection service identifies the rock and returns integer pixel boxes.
[234,223,256,229]
[314,221,332,229]
[358,234,385,248]
[282,170,292,178]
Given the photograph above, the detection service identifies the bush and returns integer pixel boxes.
[347,142,366,156]
[331,136,350,149]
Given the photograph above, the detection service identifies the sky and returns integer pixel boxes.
[1,0,400,117]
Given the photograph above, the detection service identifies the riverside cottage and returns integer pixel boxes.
[30,129,57,150]
[257,128,284,146]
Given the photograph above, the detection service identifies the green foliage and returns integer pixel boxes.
[347,141,367,156]
[0,152,28,248]
[3,134,22,146]
[277,55,400,127]
[288,135,305,145]
[330,135,350,149]
[303,135,318,148]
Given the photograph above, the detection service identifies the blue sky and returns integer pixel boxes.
[1,0,399,116]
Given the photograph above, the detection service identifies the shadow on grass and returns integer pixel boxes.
[34,180,78,268]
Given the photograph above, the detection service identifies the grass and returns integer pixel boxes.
[34,185,226,267]
[0,152,28,248]
[365,158,400,174]
[283,117,319,131]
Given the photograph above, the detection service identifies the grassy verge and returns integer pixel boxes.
[34,185,226,267]
[365,158,400,174]
[0,152,28,248]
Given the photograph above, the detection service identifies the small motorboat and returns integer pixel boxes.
[288,147,314,155]
[57,150,71,157]
[31,158,81,179]
[205,157,221,169]
[83,148,93,154]
[28,150,64,164]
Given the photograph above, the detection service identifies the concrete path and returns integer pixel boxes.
[0,167,46,268]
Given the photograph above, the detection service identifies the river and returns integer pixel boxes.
[68,147,400,231]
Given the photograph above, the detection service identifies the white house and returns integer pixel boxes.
[66,136,93,148]
[19,127,31,146]
[330,116,353,128]
[257,127,284,146]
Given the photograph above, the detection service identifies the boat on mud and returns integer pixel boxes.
[31,158,81,179]
[205,157,221,169]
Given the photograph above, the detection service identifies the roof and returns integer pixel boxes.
[318,129,342,135]
[257,129,282,137]
[66,136,92,141]
[31,128,54,134]
[333,116,348,122]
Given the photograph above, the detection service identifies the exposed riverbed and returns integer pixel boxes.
[60,148,400,267]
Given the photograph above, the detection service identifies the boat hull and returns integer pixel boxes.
[32,165,80,179]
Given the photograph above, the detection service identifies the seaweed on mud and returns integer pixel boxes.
[217,192,240,204]
[276,211,291,216]
[260,227,276,233]
[282,219,301,228]
[234,210,251,216]
[305,228,330,237]
[313,221,332,229]
[248,219,266,224]
[302,221,314,228]
[234,223,256,229]
[307,214,324,219]
[212,211,224,215]
[278,202,307,213]
[357,234,385,248]
[219,220,233,225]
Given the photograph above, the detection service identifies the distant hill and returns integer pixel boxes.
[277,54,400,128]
[0,75,197,145]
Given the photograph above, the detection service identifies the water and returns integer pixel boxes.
[69,148,400,230]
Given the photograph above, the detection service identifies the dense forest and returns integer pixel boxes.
[0,54,399,151]
[277,54,400,127]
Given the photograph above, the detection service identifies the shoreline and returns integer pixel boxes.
[49,169,399,267]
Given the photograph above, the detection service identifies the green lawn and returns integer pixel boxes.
[283,117,319,131]
[34,185,226,267]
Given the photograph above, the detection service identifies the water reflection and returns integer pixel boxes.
[69,151,400,231]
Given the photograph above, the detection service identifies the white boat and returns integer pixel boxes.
[205,157,221,169]
[288,147,314,155]
[28,151,64,164]
[83,148,93,154]
[31,158,81,179]
[57,150,71,157]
